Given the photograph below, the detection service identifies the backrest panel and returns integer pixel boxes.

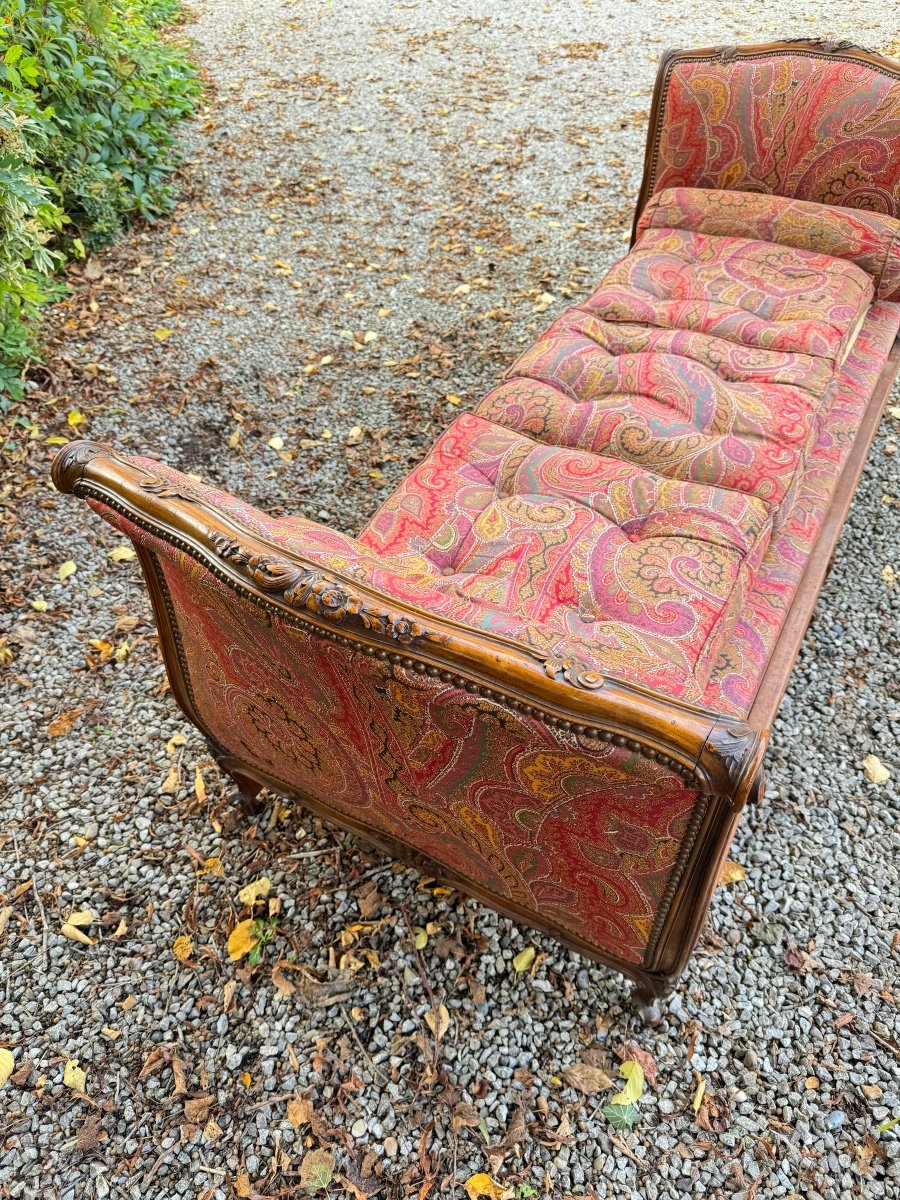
[633,40,900,238]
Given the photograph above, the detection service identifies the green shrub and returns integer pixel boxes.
[0,0,198,402]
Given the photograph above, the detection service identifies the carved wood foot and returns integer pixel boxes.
[207,740,266,817]
[631,978,674,1026]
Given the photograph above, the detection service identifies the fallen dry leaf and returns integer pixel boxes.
[172,934,193,963]
[287,1094,314,1127]
[108,546,136,562]
[718,859,746,886]
[237,877,271,906]
[227,918,260,962]
[63,1059,86,1092]
[862,754,891,784]
[464,1174,512,1200]
[425,1002,450,1040]
[48,708,86,738]
[512,945,536,973]
[561,1061,613,1095]
[0,1049,14,1089]
[299,1148,335,1192]
[184,1095,213,1124]
[58,560,77,581]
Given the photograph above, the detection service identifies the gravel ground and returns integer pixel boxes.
[2,2,900,1197]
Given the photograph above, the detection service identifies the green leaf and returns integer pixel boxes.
[4,44,24,65]
[299,1148,334,1192]
[602,1101,641,1130]
[879,1113,900,1133]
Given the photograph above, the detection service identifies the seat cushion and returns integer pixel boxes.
[360,412,772,690]
[477,218,875,516]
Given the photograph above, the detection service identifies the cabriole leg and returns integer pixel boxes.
[207,740,266,816]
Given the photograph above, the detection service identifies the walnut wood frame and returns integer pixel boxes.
[51,38,900,1016]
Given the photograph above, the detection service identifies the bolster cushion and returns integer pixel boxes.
[637,186,900,301]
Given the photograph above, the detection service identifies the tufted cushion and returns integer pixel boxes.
[360,412,772,690]
[477,214,875,517]
[638,188,900,301]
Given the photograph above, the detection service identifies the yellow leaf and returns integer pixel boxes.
[153,327,173,341]
[63,1059,86,1092]
[108,546,136,562]
[45,436,69,446]
[228,428,242,449]
[425,1002,450,1039]
[445,393,463,406]
[30,599,48,612]
[66,909,94,928]
[692,1074,706,1112]
[0,1049,14,1089]
[100,1026,121,1040]
[67,409,86,428]
[58,560,77,581]
[610,1060,645,1106]
[194,765,206,803]
[166,733,186,756]
[452,283,471,297]
[161,766,179,795]
[114,642,130,663]
[414,926,428,950]
[237,877,271,906]
[346,425,364,446]
[464,1174,512,1200]
[61,923,96,946]
[377,307,392,317]
[173,934,193,963]
[363,330,378,344]
[512,946,536,973]
[227,919,260,962]
[203,856,225,877]
[718,859,746,886]
[267,435,284,450]
[112,918,127,938]
[863,754,890,784]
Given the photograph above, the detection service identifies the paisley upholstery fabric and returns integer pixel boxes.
[478,221,874,513]
[638,188,900,301]
[644,52,900,221]
[703,300,900,714]
[89,503,702,967]
[115,185,895,714]
[360,412,772,691]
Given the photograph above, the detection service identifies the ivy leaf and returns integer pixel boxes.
[602,1101,640,1130]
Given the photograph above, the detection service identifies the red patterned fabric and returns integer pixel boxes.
[360,412,771,691]
[646,52,900,220]
[638,188,900,300]
[703,300,900,714]
[88,503,703,966]
[478,221,874,511]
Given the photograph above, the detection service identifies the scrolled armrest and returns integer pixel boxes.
[52,439,766,804]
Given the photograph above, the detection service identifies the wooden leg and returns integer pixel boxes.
[207,740,266,816]
[631,976,674,1026]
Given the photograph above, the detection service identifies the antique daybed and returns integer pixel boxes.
[53,40,900,1019]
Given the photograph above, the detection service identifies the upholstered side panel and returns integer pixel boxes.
[644,51,900,220]
[88,503,704,968]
